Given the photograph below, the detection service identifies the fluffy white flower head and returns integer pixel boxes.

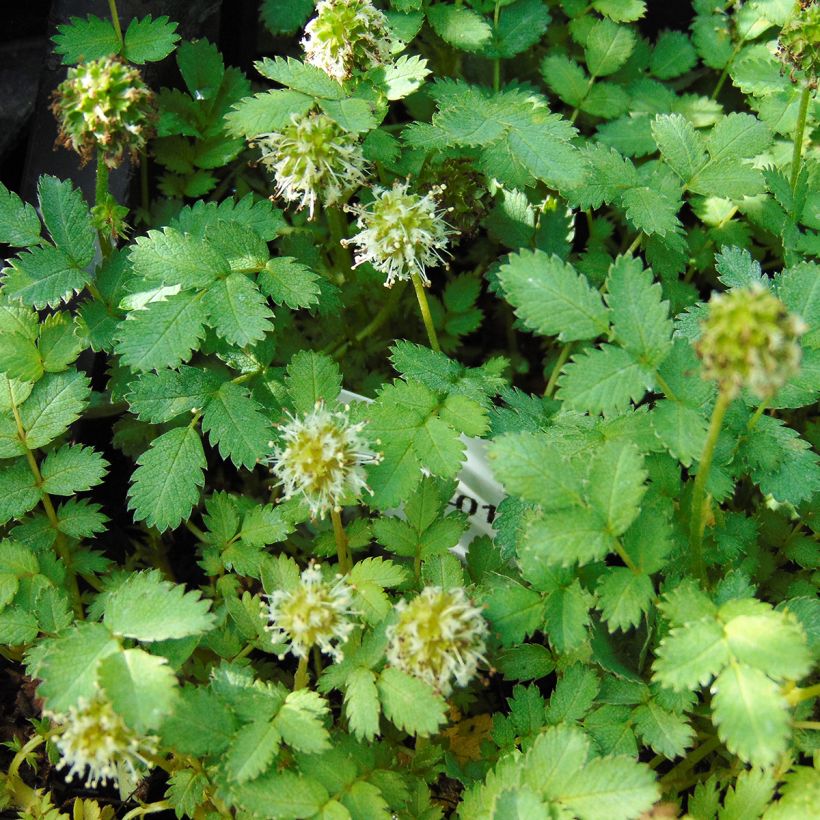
[302,0,393,82]
[255,112,369,219]
[269,401,379,519]
[386,586,488,696]
[344,181,457,287]
[48,694,156,789]
[267,563,356,661]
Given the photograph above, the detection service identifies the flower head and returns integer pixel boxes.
[302,0,393,82]
[696,284,807,399]
[48,694,156,789]
[777,1,820,85]
[51,57,155,168]
[386,586,488,696]
[268,401,379,519]
[344,181,457,287]
[267,563,356,661]
[255,112,369,219]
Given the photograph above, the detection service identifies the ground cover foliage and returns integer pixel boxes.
[0,0,818,817]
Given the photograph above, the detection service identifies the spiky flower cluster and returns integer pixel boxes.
[344,181,457,287]
[51,57,154,168]
[302,0,393,83]
[267,563,356,661]
[48,694,156,789]
[255,112,369,219]
[777,1,820,85]
[269,401,379,519]
[696,285,806,399]
[386,586,488,696]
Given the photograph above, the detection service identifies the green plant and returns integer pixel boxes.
[0,1,817,818]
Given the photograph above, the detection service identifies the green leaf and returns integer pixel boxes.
[632,700,693,759]
[651,114,707,181]
[37,622,120,711]
[226,89,314,137]
[711,663,789,768]
[344,667,381,741]
[543,581,594,653]
[231,771,327,820]
[127,366,220,423]
[487,0,551,60]
[176,38,224,100]
[707,113,771,162]
[39,444,108,496]
[620,186,682,237]
[592,0,646,22]
[274,689,331,753]
[205,221,269,274]
[2,246,90,309]
[523,508,613,568]
[652,617,729,691]
[318,97,377,134]
[98,648,179,732]
[255,56,345,99]
[0,607,38,644]
[376,54,431,100]
[103,569,215,642]
[127,426,206,531]
[285,350,342,413]
[129,227,229,289]
[37,176,95,267]
[38,312,86,373]
[606,255,672,368]
[651,400,708,467]
[557,345,652,415]
[202,381,271,470]
[224,716,281,783]
[597,568,654,632]
[541,55,589,107]
[258,257,321,310]
[688,160,764,199]
[161,686,237,755]
[377,667,447,736]
[240,504,290,547]
[116,291,208,372]
[427,5,492,53]
[202,273,273,347]
[482,574,545,645]
[498,250,609,342]
[0,333,41,382]
[20,371,90,449]
[650,31,697,79]
[260,0,313,34]
[488,432,584,510]
[166,770,207,820]
[0,182,41,247]
[52,15,120,64]
[587,440,647,536]
[55,498,108,539]
[122,15,180,63]
[585,18,636,77]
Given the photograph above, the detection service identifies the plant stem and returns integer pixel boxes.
[624,232,643,257]
[614,540,639,574]
[492,1,502,91]
[5,734,44,811]
[326,206,352,276]
[793,721,820,730]
[122,801,173,820]
[689,390,732,585]
[790,83,812,194]
[747,398,769,431]
[654,372,679,402]
[330,281,406,359]
[544,342,573,397]
[785,682,820,705]
[108,0,124,48]
[294,654,310,690]
[411,273,441,352]
[8,391,83,619]
[95,150,113,260]
[659,735,720,788]
[140,148,150,214]
[331,508,351,573]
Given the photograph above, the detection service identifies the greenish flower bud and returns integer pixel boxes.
[386,586,488,696]
[51,57,155,168]
[696,284,807,399]
[255,112,369,219]
[777,1,820,85]
[302,0,393,82]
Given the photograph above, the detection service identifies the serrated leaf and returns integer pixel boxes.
[543,581,594,653]
[597,568,654,632]
[166,769,207,820]
[176,38,224,101]
[258,257,321,309]
[377,667,447,736]
[116,291,208,372]
[231,770,327,819]
[285,350,342,413]
[482,574,545,645]
[498,249,609,342]
[37,176,95,267]
[427,5,492,53]
[650,31,697,79]
[592,0,646,22]
[39,444,108,496]
[127,426,206,531]
[585,18,636,77]
[224,716,281,783]
[203,273,273,347]
[710,663,789,768]
[689,159,764,199]
[274,689,331,753]
[2,246,90,309]
[487,0,551,60]
[38,311,86,373]
[127,366,220,423]
[0,181,41,247]
[377,54,431,100]
[255,56,345,99]
[202,381,271,470]
[632,700,693,758]
[0,333,41,382]
[161,686,237,755]
[587,440,647,536]
[37,621,120,711]
[226,89,314,137]
[123,15,180,63]
[557,345,652,415]
[103,570,215,641]
[0,606,38,644]
[651,114,707,181]
[620,186,682,237]
[344,668,381,741]
[98,648,179,732]
[651,400,708,467]
[524,507,613,568]
[55,498,108,539]
[653,617,729,691]
[20,371,90,449]
[541,54,589,107]
[52,15,120,64]
[606,255,672,368]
